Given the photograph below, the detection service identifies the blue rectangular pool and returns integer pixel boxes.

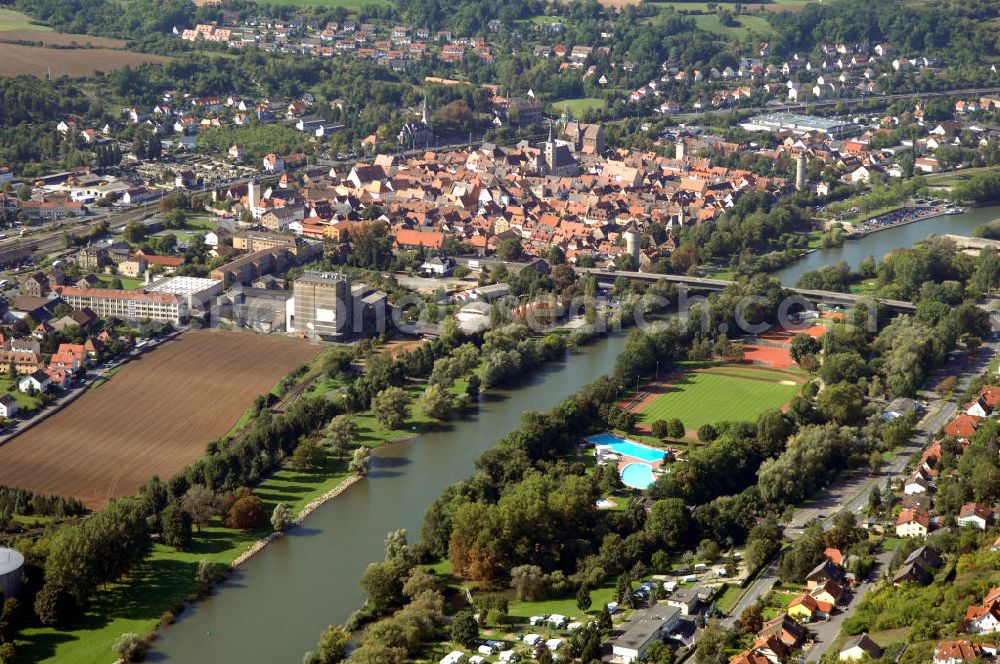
[588,433,666,463]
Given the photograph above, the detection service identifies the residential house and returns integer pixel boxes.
[0,395,18,419]
[810,580,844,608]
[892,561,933,586]
[895,508,930,538]
[957,502,992,530]
[965,604,1000,634]
[904,546,943,570]
[839,634,883,661]
[904,472,933,495]
[934,640,984,664]
[18,370,50,394]
[664,586,705,616]
[882,397,918,420]
[788,593,826,623]
[421,256,455,276]
[19,272,50,298]
[805,560,845,590]
[945,414,981,440]
[757,614,806,648]
[263,154,285,173]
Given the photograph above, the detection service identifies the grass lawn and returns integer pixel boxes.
[717,584,744,614]
[704,267,734,280]
[527,14,565,24]
[183,217,217,231]
[96,274,143,290]
[802,229,825,250]
[848,278,879,295]
[507,585,616,619]
[692,13,773,36]
[0,377,42,410]
[355,379,438,445]
[17,447,354,664]
[0,8,51,31]
[550,97,606,116]
[637,366,802,431]
[652,0,811,15]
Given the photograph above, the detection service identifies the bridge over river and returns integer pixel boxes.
[578,268,916,313]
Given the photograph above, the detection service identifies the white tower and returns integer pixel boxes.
[795,152,807,191]
[675,138,686,161]
[247,180,260,218]
[624,222,641,268]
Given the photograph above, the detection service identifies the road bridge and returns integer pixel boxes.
[578,268,917,313]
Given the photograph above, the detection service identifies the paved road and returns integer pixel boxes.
[724,298,1000,642]
[723,562,778,629]
[805,549,894,661]
[788,300,1000,533]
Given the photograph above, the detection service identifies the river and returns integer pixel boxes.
[149,333,627,663]
[150,204,1000,663]
[772,204,1000,286]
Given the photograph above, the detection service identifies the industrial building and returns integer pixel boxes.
[610,603,681,664]
[740,113,861,138]
[0,546,24,598]
[291,271,388,340]
[216,285,294,334]
[146,276,223,316]
[292,271,353,339]
[58,286,187,325]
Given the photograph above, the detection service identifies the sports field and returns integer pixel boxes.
[634,365,804,433]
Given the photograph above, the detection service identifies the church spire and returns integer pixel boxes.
[421,95,429,125]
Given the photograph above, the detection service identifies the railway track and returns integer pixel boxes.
[224,373,322,450]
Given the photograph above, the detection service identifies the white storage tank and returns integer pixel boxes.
[0,547,25,598]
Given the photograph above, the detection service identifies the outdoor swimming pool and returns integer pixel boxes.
[588,433,666,463]
[621,463,656,490]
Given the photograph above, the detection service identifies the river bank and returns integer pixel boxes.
[772,203,1000,286]
[844,204,955,238]
[147,332,628,664]
[13,327,609,664]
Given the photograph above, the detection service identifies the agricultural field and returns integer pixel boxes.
[0,330,321,508]
[0,8,132,54]
[0,28,126,48]
[0,43,169,77]
[633,364,804,433]
[651,0,813,12]
[0,8,50,32]
[692,12,774,36]
[248,0,390,6]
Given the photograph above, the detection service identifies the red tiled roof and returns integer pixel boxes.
[896,508,930,528]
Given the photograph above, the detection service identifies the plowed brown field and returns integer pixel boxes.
[0,330,320,508]
[0,43,169,77]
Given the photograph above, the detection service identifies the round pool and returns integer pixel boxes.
[621,462,655,490]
